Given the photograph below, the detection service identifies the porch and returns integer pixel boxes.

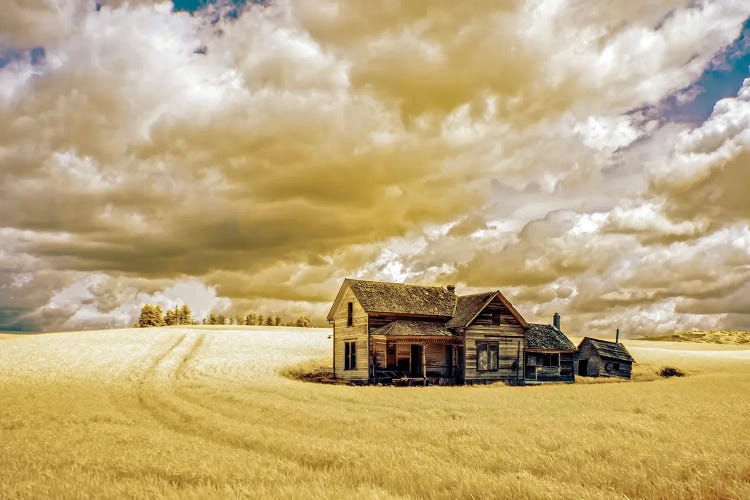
[370,335,463,385]
[524,350,575,383]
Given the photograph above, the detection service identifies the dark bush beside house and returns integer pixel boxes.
[658,367,684,378]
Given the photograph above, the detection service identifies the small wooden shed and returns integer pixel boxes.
[576,337,634,379]
[524,321,577,383]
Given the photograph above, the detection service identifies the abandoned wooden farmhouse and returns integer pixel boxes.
[576,337,634,379]
[327,279,578,385]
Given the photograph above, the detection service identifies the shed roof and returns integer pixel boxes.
[580,337,634,362]
[326,279,456,321]
[370,320,454,337]
[525,324,576,351]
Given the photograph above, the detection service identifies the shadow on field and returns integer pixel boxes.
[279,358,339,384]
[281,358,689,386]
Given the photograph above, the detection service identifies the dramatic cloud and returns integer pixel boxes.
[1,0,749,335]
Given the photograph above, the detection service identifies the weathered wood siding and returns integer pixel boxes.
[597,356,632,379]
[333,286,369,381]
[425,343,450,376]
[525,352,575,382]
[576,340,632,379]
[576,341,600,377]
[464,297,525,384]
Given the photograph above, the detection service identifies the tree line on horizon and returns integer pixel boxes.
[136,304,313,328]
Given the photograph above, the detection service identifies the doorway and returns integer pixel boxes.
[410,344,423,377]
[578,359,588,376]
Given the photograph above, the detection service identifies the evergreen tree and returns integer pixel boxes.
[138,304,155,327]
[257,315,264,326]
[274,315,283,326]
[155,305,165,326]
[164,308,177,326]
[217,314,227,325]
[180,304,192,325]
[245,313,257,326]
[264,315,274,326]
[138,304,166,327]
[208,312,219,325]
[294,316,313,328]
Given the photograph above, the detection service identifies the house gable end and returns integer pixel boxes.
[326,279,358,322]
[464,291,529,329]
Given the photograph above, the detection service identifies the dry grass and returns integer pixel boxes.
[643,330,750,344]
[1,327,749,499]
[0,333,26,341]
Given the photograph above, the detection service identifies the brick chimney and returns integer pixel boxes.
[553,312,561,330]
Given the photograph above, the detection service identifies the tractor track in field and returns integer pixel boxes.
[125,332,355,473]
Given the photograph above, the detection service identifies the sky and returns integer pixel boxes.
[1,1,750,336]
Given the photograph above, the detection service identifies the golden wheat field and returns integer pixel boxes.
[1,327,749,499]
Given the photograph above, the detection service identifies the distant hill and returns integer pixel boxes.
[643,330,750,345]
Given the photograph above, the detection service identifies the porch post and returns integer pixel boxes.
[422,343,426,383]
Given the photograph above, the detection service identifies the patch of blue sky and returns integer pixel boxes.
[0,47,45,69]
[660,16,750,124]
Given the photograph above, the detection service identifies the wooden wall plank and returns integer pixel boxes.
[332,286,369,381]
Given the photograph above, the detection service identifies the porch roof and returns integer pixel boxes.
[370,320,454,337]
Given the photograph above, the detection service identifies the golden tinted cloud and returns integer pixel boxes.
[0,1,748,334]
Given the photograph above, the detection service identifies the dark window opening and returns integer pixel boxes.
[491,311,501,325]
[541,353,560,367]
[476,341,499,371]
[344,341,356,370]
[346,302,353,327]
[386,345,396,368]
[605,361,620,373]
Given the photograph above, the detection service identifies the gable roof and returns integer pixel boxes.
[446,291,495,328]
[580,337,634,362]
[370,320,454,337]
[446,290,529,329]
[525,324,576,351]
[326,279,456,321]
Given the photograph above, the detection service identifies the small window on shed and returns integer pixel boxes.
[605,361,620,373]
[347,302,353,327]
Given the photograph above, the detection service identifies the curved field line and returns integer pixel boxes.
[127,334,368,473]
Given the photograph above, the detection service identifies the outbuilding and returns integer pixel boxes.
[576,337,634,379]
[524,314,577,383]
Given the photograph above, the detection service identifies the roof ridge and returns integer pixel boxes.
[456,290,496,298]
[347,278,450,289]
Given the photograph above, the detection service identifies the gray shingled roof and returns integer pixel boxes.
[525,324,576,351]
[347,279,456,317]
[581,337,634,362]
[446,291,495,328]
[370,320,454,337]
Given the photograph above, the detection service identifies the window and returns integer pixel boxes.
[605,361,620,374]
[491,311,501,325]
[346,302,353,327]
[344,341,356,370]
[541,353,560,367]
[476,341,499,371]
